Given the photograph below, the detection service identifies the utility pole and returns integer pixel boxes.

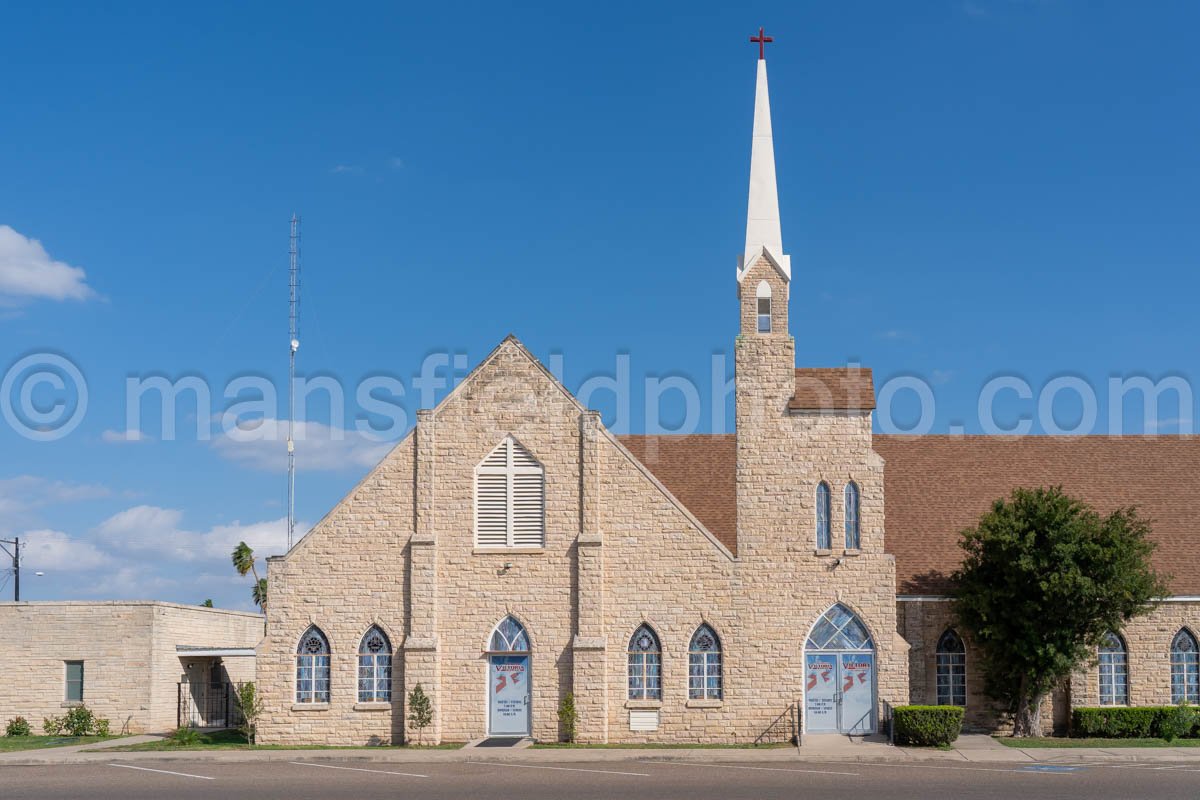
[0,537,19,601]
[287,215,301,550]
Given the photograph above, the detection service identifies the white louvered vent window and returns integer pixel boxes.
[475,436,545,548]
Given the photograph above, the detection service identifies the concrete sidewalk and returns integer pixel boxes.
[2,733,1198,767]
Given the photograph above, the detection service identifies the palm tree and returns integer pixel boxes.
[231,542,267,614]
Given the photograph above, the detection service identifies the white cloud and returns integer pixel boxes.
[212,417,392,472]
[0,225,95,304]
[94,504,296,563]
[0,475,110,516]
[83,565,177,598]
[388,156,405,169]
[101,428,153,443]
[19,528,113,571]
[330,164,364,175]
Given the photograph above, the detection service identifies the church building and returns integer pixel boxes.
[255,44,1200,745]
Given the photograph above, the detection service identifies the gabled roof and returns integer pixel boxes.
[874,435,1200,595]
[616,433,1200,595]
[618,435,737,554]
[790,367,876,411]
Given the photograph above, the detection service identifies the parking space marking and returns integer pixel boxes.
[643,761,859,777]
[470,762,650,777]
[108,764,214,780]
[287,761,430,778]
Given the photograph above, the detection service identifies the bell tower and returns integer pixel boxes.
[735,28,799,552]
[736,28,795,405]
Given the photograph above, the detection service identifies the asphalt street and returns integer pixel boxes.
[3,756,1200,799]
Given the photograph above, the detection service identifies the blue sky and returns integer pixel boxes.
[1,1,1197,608]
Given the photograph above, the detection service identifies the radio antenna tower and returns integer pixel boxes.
[287,214,301,549]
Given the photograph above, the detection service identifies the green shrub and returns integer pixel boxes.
[1072,706,1199,739]
[406,684,433,746]
[41,705,110,737]
[558,692,579,743]
[1153,705,1198,742]
[168,725,201,746]
[892,705,963,747]
[5,717,31,737]
[1072,707,1157,738]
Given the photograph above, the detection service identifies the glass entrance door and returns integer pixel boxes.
[839,652,874,734]
[804,653,839,732]
[804,604,877,735]
[488,654,530,736]
[803,652,875,734]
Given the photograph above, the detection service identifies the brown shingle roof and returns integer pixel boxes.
[617,434,737,554]
[874,435,1200,595]
[790,368,876,411]
[618,432,1200,595]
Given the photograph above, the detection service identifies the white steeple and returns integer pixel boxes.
[738,49,791,283]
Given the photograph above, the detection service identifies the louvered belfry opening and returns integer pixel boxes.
[475,435,545,548]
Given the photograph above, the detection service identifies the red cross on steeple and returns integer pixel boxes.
[750,26,773,61]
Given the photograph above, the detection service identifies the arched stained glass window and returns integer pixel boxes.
[688,624,722,701]
[1098,632,1128,706]
[844,481,861,549]
[936,629,966,706]
[816,482,832,550]
[806,604,873,651]
[628,625,662,701]
[489,615,530,653]
[295,626,330,704]
[1171,629,1199,704]
[358,626,392,703]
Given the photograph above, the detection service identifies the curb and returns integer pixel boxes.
[3,745,1200,768]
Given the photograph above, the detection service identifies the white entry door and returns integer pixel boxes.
[804,651,876,734]
[488,655,531,736]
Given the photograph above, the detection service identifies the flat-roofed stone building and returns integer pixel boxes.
[0,601,263,734]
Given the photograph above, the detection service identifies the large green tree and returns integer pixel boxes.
[952,486,1167,736]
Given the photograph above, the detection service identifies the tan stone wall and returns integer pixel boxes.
[897,599,1007,731]
[0,602,262,734]
[256,435,416,746]
[1069,602,1200,709]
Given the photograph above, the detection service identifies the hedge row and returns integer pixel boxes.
[892,705,964,747]
[1072,706,1200,741]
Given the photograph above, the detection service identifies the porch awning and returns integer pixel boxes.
[175,646,256,657]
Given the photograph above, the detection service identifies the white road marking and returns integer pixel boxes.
[108,763,214,780]
[287,761,430,778]
[642,761,859,777]
[855,761,1076,775]
[471,762,650,777]
[1098,763,1200,773]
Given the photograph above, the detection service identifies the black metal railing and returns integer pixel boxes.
[754,700,801,747]
[177,682,244,729]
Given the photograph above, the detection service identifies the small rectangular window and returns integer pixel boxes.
[65,661,84,703]
[756,298,771,333]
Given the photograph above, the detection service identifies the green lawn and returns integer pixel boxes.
[996,736,1200,749]
[0,736,119,752]
[110,729,464,752]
